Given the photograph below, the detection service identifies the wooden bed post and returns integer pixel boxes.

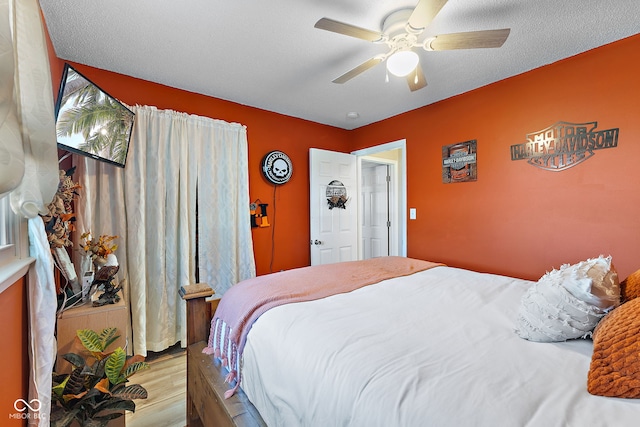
[181,283,215,427]
[180,283,266,427]
[180,283,216,346]
[181,283,266,427]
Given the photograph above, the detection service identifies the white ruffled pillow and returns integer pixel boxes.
[515,256,620,342]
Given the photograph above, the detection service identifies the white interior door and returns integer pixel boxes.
[310,148,358,265]
[361,163,391,259]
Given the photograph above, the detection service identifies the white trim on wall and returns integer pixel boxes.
[0,249,33,293]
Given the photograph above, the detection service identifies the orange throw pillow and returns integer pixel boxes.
[587,298,640,398]
[621,269,640,302]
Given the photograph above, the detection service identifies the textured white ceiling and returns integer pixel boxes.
[39,0,640,130]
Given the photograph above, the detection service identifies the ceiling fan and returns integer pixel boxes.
[314,0,510,91]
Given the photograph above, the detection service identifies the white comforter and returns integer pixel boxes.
[241,266,640,426]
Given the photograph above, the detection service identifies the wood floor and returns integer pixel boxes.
[126,344,187,427]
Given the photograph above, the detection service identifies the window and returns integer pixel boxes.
[0,195,32,293]
[1,195,14,246]
[0,195,27,256]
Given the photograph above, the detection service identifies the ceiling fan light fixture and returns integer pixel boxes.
[386,50,419,77]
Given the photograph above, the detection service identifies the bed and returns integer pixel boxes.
[183,256,640,426]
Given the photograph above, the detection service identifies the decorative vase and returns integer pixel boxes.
[80,254,93,275]
[80,254,94,302]
[93,256,108,272]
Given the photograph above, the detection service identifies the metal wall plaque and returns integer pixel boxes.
[510,121,619,171]
[442,140,477,183]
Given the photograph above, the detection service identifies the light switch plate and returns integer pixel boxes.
[410,208,416,220]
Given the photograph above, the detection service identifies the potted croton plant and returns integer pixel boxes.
[51,328,149,427]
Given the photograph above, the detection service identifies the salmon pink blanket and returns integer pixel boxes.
[204,256,442,398]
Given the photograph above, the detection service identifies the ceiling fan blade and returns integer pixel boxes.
[332,57,384,84]
[408,0,449,31]
[428,29,511,50]
[407,63,427,91]
[315,18,385,42]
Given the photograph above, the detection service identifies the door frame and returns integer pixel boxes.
[352,139,407,258]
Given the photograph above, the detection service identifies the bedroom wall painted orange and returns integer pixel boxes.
[0,278,29,426]
[45,57,351,277]
[44,10,640,281]
[351,34,640,280]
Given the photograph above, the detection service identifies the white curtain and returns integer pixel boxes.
[26,217,57,426]
[1,0,58,211]
[0,0,60,425]
[78,105,255,356]
[193,111,256,295]
[73,156,130,339]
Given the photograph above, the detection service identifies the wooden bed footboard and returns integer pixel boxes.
[181,284,266,427]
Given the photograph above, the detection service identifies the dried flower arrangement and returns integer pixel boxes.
[79,232,119,261]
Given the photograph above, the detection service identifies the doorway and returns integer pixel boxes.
[360,161,392,258]
[353,139,406,259]
[309,141,406,266]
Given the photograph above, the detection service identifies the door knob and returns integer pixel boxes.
[310,239,323,245]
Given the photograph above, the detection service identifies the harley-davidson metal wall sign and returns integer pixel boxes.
[510,121,619,171]
[442,140,477,183]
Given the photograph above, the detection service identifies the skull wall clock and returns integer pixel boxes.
[261,150,293,185]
